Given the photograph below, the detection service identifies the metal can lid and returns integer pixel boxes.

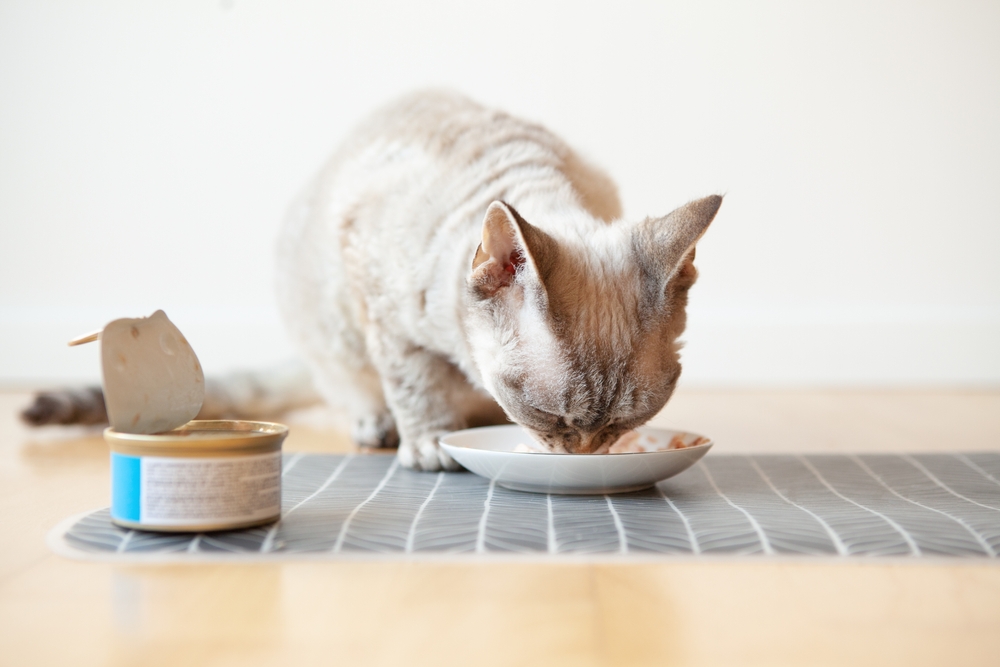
[105,419,288,456]
[71,310,207,435]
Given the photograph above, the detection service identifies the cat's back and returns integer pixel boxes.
[337,90,514,164]
[276,90,622,358]
[335,90,551,172]
[320,90,621,220]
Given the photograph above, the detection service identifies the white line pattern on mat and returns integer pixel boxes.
[405,472,444,554]
[851,455,994,557]
[749,457,848,556]
[657,487,699,555]
[955,453,1000,489]
[475,479,496,554]
[115,530,135,554]
[333,459,400,553]
[604,496,628,554]
[260,455,354,553]
[797,455,921,556]
[905,455,1000,512]
[546,495,557,554]
[699,462,774,555]
[282,452,305,475]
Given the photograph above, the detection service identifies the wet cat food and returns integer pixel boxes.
[513,430,709,454]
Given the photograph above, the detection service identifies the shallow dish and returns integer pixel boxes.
[440,425,712,495]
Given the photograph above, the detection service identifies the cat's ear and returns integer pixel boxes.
[469,201,553,298]
[636,194,722,292]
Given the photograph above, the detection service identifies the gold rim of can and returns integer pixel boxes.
[110,514,281,533]
[104,419,287,457]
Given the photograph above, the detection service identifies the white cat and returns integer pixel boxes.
[23,91,720,472]
[275,91,721,470]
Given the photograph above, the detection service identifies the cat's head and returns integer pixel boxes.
[465,196,721,453]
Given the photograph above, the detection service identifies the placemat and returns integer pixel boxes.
[51,452,1000,560]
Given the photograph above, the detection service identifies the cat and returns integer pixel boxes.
[274,90,721,470]
[23,90,721,472]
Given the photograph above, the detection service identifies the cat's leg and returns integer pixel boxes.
[347,371,399,450]
[276,181,402,449]
[367,332,488,471]
[307,358,399,449]
[352,410,399,450]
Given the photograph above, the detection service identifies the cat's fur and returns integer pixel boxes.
[275,90,721,470]
[22,91,720,472]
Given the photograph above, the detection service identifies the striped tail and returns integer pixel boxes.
[20,386,108,426]
[20,361,322,427]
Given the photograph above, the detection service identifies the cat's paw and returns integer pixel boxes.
[352,412,399,449]
[397,433,462,472]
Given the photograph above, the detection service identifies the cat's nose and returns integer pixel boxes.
[548,428,620,454]
[579,427,628,454]
[573,429,616,454]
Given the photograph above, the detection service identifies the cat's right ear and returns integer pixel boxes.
[635,194,722,295]
[469,201,552,299]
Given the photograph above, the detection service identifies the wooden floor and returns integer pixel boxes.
[1,389,999,666]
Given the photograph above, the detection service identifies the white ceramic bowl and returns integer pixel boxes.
[440,425,712,495]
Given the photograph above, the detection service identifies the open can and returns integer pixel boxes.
[105,420,287,532]
[72,310,291,532]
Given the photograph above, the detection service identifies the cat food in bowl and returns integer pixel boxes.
[440,425,712,494]
[511,430,709,454]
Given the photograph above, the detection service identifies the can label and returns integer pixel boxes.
[111,451,281,527]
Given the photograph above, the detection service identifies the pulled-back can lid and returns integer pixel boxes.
[93,310,205,434]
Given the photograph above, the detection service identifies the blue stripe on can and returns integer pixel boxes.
[111,452,141,522]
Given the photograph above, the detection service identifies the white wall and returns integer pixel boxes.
[2,0,998,387]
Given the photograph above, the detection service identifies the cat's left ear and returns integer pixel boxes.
[635,194,722,290]
[469,201,553,299]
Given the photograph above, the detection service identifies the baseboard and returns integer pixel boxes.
[679,315,1000,387]
[1,308,998,387]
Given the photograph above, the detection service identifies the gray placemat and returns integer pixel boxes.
[51,452,1000,560]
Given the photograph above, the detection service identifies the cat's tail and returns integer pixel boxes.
[19,360,323,427]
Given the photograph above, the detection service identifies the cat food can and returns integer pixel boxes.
[104,420,288,532]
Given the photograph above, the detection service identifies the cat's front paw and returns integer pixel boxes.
[397,433,462,472]
[352,412,399,449]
